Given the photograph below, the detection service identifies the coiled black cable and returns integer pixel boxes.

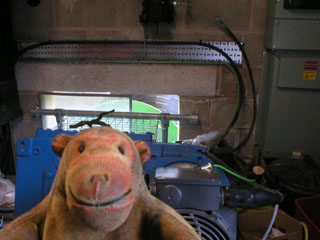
[216,18,258,153]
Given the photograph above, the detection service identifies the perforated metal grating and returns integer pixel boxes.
[19,41,242,64]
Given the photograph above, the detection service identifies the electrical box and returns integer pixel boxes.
[257,53,320,158]
[265,0,320,51]
[284,0,320,9]
[256,0,320,158]
[140,0,174,24]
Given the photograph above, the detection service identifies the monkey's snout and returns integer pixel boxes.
[90,174,109,184]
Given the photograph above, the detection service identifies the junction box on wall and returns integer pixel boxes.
[140,0,175,24]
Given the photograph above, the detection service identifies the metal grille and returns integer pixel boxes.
[53,115,160,140]
[177,209,231,240]
[19,41,242,64]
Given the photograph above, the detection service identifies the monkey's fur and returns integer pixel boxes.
[0,127,200,240]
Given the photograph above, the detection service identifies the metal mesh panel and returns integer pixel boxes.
[53,115,160,140]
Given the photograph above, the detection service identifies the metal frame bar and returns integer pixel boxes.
[31,108,198,122]
[30,108,198,142]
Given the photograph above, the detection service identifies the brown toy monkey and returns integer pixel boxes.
[0,127,200,240]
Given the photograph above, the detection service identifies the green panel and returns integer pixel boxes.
[132,101,178,142]
[132,101,160,113]
[168,120,178,143]
[94,99,130,111]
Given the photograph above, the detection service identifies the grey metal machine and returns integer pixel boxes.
[256,0,320,159]
[151,165,283,240]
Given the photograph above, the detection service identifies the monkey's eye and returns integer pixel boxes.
[118,146,125,155]
[79,144,85,153]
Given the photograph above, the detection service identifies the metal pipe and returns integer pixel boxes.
[30,108,199,124]
[161,119,170,142]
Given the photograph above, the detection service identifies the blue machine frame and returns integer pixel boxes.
[15,129,230,217]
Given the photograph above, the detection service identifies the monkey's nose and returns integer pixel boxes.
[90,174,110,201]
[90,174,109,184]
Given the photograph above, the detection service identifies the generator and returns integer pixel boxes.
[151,165,283,240]
[151,166,236,240]
[15,129,224,217]
[15,129,282,240]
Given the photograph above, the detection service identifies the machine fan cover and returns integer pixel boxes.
[177,209,231,240]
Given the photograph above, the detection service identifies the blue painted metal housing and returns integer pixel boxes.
[15,129,229,217]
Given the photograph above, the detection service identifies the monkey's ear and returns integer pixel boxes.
[52,134,73,157]
[134,141,151,164]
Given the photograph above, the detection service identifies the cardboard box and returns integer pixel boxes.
[238,209,302,240]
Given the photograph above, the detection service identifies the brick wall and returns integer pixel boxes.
[10,0,267,159]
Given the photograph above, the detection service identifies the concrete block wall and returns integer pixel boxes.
[10,0,267,159]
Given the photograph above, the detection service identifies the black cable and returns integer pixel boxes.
[207,63,245,152]
[69,110,114,129]
[18,40,242,79]
[216,17,258,153]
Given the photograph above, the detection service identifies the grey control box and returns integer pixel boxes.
[257,1,320,158]
[265,0,320,51]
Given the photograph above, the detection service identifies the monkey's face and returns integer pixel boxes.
[52,127,150,232]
